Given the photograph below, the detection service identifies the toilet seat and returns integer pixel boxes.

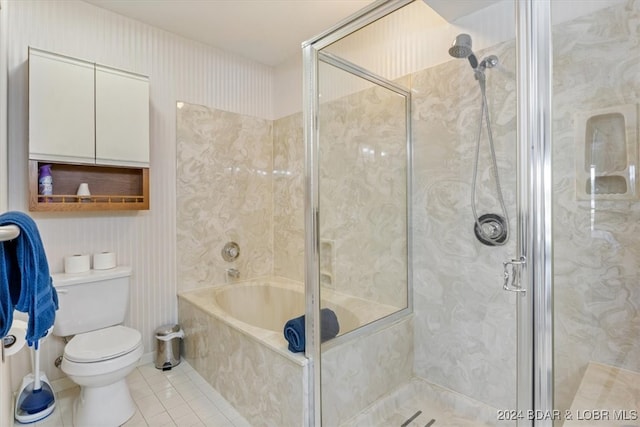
[61,326,143,378]
[65,325,141,363]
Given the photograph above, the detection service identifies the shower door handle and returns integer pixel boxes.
[503,256,526,293]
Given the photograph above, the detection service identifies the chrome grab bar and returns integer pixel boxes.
[503,256,526,293]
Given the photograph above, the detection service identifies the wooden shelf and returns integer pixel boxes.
[29,160,149,211]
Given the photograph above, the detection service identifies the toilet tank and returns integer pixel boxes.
[51,266,132,337]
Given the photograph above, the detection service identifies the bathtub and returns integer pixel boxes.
[178,277,406,426]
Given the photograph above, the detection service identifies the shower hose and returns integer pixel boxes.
[470,76,510,246]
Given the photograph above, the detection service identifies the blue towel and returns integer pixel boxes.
[283,308,340,353]
[284,315,305,352]
[0,211,58,348]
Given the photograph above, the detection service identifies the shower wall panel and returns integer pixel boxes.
[273,113,305,282]
[317,83,408,309]
[411,38,518,409]
[177,105,305,286]
[177,102,274,289]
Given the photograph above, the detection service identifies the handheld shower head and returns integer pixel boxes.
[448,33,473,58]
[449,33,478,69]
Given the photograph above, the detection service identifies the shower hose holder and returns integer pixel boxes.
[473,213,508,246]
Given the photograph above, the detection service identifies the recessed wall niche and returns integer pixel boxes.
[575,104,638,200]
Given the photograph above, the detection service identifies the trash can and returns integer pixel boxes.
[154,324,184,370]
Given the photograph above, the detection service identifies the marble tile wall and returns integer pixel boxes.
[410,38,518,409]
[317,82,409,309]
[321,316,414,426]
[176,93,408,312]
[177,102,274,289]
[412,0,640,413]
[273,113,305,282]
[178,297,306,426]
[177,102,305,286]
[551,0,640,413]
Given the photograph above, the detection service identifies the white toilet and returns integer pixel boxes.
[52,266,143,427]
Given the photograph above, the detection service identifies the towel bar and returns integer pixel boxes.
[0,224,20,242]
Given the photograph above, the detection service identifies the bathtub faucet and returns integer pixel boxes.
[226,268,240,279]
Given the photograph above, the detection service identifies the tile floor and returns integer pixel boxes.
[15,360,251,427]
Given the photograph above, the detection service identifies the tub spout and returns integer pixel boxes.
[226,268,240,279]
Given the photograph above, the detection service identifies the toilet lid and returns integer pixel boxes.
[65,325,141,363]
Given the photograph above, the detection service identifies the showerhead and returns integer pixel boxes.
[448,33,473,58]
[449,33,478,69]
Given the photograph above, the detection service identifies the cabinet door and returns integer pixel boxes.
[29,48,95,164]
[95,65,149,167]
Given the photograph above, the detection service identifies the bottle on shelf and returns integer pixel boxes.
[38,164,53,199]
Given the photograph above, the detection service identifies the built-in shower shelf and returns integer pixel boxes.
[575,104,638,200]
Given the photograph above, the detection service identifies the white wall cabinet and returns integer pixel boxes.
[28,47,149,168]
[28,49,96,164]
[28,47,150,211]
[95,65,149,167]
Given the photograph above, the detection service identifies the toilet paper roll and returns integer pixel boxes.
[4,319,27,357]
[93,251,116,270]
[64,254,90,274]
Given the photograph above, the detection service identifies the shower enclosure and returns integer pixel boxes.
[304,0,640,425]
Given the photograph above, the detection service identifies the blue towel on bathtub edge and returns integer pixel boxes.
[284,314,305,352]
[0,211,58,348]
[283,308,340,353]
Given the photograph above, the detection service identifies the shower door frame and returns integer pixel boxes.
[516,1,553,425]
[302,0,554,425]
[302,2,415,424]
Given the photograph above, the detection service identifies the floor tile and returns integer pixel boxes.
[11,360,250,427]
[156,386,187,410]
[173,412,206,427]
[145,410,177,427]
[201,412,234,427]
[168,403,196,421]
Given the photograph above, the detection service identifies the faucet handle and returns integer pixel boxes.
[222,242,240,262]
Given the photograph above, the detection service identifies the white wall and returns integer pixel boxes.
[1,1,13,425]
[0,0,7,213]
[274,54,303,120]
[6,0,274,381]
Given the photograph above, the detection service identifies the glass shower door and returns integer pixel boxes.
[305,1,525,426]
[551,1,640,425]
[316,52,411,427]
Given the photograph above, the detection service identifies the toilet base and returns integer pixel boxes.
[73,378,135,427]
